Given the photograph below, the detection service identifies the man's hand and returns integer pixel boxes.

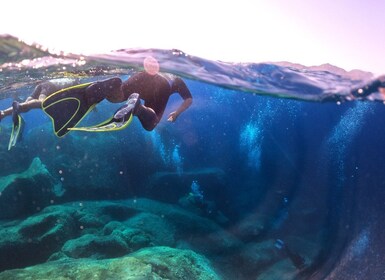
[167,111,178,122]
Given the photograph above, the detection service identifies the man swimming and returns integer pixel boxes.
[1,71,193,137]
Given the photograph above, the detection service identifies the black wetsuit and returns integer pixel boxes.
[121,72,192,130]
[122,72,192,118]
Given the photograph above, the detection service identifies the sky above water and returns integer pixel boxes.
[1,0,384,74]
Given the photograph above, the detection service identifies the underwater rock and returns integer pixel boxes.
[0,157,63,219]
[59,199,240,260]
[88,201,139,221]
[66,199,239,256]
[61,233,129,259]
[255,259,298,280]
[236,240,281,277]
[231,212,268,241]
[0,246,221,280]
[103,223,152,252]
[130,246,220,280]
[0,201,137,272]
[0,198,242,275]
[0,206,78,272]
[122,198,241,254]
[124,212,176,247]
[50,203,158,260]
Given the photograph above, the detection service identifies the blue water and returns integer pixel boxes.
[1,36,385,279]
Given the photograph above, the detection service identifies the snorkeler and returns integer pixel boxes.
[2,71,192,138]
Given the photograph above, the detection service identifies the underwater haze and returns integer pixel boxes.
[0,35,385,279]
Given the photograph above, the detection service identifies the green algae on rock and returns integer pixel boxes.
[0,246,221,280]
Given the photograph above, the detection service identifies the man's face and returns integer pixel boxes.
[379,87,385,98]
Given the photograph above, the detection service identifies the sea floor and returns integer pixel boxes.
[0,150,318,279]
[0,197,314,280]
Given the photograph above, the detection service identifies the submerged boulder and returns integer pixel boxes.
[61,233,129,259]
[256,259,298,280]
[0,206,78,272]
[0,157,63,219]
[121,198,241,254]
[0,246,221,280]
[0,198,242,276]
[236,240,282,277]
[56,199,239,261]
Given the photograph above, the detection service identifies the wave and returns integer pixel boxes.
[0,34,382,102]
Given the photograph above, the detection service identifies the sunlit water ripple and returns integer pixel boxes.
[0,38,383,103]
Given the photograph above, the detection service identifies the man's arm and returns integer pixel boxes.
[167,97,192,122]
[167,77,193,122]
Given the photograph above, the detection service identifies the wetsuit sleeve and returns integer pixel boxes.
[172,78,192,100]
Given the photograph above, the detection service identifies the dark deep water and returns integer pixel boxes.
[0,35,385,279]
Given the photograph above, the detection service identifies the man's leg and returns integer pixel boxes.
[1,98,42,120]
[135,104,159,131]
[85,77,123,105]
[0,82,47,121]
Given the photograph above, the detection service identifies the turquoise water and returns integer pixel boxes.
[0,35,385,279]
